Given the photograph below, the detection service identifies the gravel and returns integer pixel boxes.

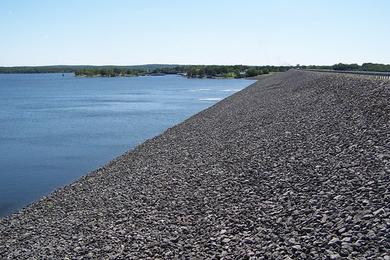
[0,70,389,259]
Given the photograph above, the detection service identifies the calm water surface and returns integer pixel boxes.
[0,73,254,217]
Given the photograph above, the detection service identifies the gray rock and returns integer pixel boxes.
[341,237,351,242]
[292,245,302,251]
[328,237,340,245]
[0,71,389,259]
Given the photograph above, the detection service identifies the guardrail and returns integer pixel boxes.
[303,69,390,79]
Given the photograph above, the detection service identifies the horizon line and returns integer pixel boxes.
[1,62,388,68]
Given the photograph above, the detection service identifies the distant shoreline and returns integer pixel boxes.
[0,64,290,78]
[74,73,248,79]
[1,63,390,78]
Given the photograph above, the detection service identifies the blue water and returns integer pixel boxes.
[0,73,254,217]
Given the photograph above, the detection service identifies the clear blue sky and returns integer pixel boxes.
[1,0,389,66]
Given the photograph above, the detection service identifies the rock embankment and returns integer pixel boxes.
[1,71,389,259]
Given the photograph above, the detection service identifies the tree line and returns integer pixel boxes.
[75,65,291,78]
[0,64,290,78]
[1,63,389,77]
[0,65,176,74]
[300,63,390,72]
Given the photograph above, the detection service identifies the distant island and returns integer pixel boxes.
[0,63,389,78]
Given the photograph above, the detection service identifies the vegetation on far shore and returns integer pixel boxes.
[300,63,390,72]
[0,63,389,78]
[74,65,291,78]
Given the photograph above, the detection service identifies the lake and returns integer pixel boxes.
[0,73,254,217]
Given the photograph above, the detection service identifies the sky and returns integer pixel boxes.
[0,0,389,66]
